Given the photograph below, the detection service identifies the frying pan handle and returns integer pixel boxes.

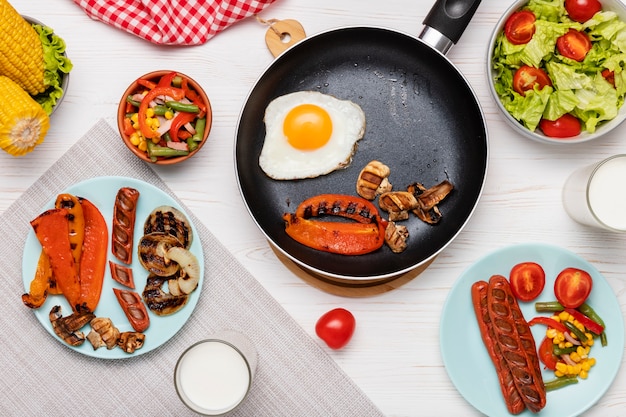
[420,0,482,55]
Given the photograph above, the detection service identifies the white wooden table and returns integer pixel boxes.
[5,0,626,415]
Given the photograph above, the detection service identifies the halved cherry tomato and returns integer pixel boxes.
[538,336,558,370]
[512,65,552,96]
[539,114,582,138]
[554,267,593,308]
[509,262,545,301]
[504,10,536,45]
[602,69,616,87]
[557,29,592,61]
[315,308,356,349]
[565,0,602,23]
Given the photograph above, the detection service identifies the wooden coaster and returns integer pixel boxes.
[270,244,435,297]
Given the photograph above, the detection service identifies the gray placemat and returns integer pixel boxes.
[0,120,385,417]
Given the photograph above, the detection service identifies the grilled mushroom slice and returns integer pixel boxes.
[408,180,454,224]
[49,305,95,347]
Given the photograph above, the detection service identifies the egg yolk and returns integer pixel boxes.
[283,104,333,150]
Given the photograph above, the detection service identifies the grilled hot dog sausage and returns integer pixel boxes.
[111,187,140,264]
[487,275,546,413]
[471,280,526,415]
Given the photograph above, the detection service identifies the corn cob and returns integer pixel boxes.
[0,75,49,156]
[0,0,46,95]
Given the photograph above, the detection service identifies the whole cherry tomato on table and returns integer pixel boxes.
[509,262,546,301]
[539,114,582,138]
[504,10,536,45]
[565,0,602,23]
[315,308,356,350]
[554,267,593,308]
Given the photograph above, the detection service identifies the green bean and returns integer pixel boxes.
[152,105,170,116]
[564,320,588,343]
[192,117,206,142]
[147,142,189,158]
[578,303,608,346]
[535,301,564,313]
[552,344,576,356]
[544,376,579,391]
[187,137,198,152]
[171,75,183,88]
[162,131,172,142]
[165,101,199,113]
[126,95,141,107]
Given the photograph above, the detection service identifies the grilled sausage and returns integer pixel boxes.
[471,280,526,415]
[111,187,140,264]
[487,275,546,413]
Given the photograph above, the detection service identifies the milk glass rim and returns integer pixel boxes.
[174,338,254,416]
[586,154,626,233]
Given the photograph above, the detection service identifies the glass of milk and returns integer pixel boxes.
[174,330,258,415]
[562,154,626,232]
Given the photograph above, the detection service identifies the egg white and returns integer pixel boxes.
[259,91,366,180]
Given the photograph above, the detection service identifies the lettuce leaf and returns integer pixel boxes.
[31,24,73,115]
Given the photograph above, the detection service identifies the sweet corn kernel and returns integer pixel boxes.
[556,362,568,373]
[129,132,141,146]
[138,140,148,152]
[570,351,581,362]
[546,328,558,339]
[151,136,160,144]
[581,361,592,372]
[131,113,139,124]
[146,108,155,118]
[559,311,570,322]
[165,110,174,119]
[580,370,589,379]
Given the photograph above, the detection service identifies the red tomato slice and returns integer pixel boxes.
[554,267,593,309]
[504,10,536,45]
[538,336,558,371]
[602,68,616,87]
[565,0,602,23]
[509,262,546,301]
[557,29,592,61]
[539,114,582,138]
[512,65,552,96]
[315,308,356,350]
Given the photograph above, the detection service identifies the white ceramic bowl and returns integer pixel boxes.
[487,0,626,144]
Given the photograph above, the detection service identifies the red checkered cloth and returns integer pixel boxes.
[73,0,278,45]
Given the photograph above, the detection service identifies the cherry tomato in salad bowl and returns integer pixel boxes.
[554,267,593,308]
[509,262,545,301]
[539,114,582,138]
[557,29,592,61]
[504,10,536,45]
[512,65,552,96]
[565,0,602,23]
[315,308,356,350]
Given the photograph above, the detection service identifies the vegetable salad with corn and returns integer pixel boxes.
[546,311,596,379]
[121,71,209,162]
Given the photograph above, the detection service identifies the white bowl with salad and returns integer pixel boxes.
[488,0,626,144]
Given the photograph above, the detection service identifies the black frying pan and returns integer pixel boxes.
[235,0,488,280]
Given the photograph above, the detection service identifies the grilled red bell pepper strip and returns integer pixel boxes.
[283,213,386,255]
[295,194,382,224]
[528,316,569,333]
[565,308,605,335]
[138,86,184,139]
[136,78,157,90]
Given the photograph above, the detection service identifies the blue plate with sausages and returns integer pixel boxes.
[440,243,624,416]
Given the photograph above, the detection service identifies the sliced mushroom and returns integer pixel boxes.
[408,180,454,224]
[378,191,418,221]
[384,221,409,253]
[89,317,120,350]
[49,305,95,347]
[117,332,145,354]
[356,160,392,200]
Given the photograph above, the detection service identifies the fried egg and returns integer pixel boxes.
[259,91,366,180]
